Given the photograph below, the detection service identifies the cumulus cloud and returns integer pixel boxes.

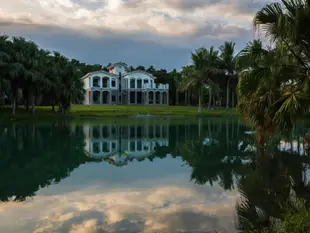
[0,0,267,38]
[0,0,273,68]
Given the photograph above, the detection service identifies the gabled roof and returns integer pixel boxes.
[81,70,118,79]
[124,70,157,79]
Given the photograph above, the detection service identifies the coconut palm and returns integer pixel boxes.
[180,65,195,105]
[219,41,238,109]
[181,47,221,112]
[170,69,182,105]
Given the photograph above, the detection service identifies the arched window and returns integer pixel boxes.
[93,76,100,87]
[102,77,109,88]
[130,79,135,88]
[137,79,142,88]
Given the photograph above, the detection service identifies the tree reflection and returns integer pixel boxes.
[176,120,310,232]
[235,148,310,232]
[0,118,309,233]
[179,119,254,190]
[0,122,93,202]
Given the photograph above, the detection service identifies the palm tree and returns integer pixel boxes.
[239,0,310,134]
[181,47,221,112]
[253,0,310,69]
[181,65,195,106]
[219,41,238,109]
[0,35,10,102]
[170,69,182,105]
[237,39,306,142]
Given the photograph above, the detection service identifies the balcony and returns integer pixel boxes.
[142,83,169,90]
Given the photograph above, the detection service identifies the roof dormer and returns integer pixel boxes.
[107,62,128,76]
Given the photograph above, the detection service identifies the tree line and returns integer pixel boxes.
[1,0,310,133]
[0,34,238,114]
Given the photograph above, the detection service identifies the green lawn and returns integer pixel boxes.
[0,105,239,121]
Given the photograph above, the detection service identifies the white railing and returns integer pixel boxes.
[142,83,169,90]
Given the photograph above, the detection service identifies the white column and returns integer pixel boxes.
[109,78,112,88]
[135,79,137,89]
[160,92,163,105]
[128,79,130,89]
[153,92,156,104]
[168,92,170,105]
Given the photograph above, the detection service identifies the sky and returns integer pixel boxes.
[0,0,272,70]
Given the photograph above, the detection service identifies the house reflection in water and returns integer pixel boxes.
[83,123,169,166]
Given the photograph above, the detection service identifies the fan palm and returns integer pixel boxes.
[237,39,307,142]
[240,0,310,135]
[254,0,310,68]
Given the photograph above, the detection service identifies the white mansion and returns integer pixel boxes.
[82,123,169,166]
[82,62,169,105]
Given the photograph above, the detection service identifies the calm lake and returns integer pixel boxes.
[0,117,309,233]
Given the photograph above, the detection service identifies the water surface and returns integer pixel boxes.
[0,118,309,233]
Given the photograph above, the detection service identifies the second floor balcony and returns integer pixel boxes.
[142,83,169,90]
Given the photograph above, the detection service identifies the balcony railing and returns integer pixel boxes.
[142,83,169,90]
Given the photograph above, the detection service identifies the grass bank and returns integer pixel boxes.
[0,105,239,121]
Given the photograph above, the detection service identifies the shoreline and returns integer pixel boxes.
[0,105,239,122]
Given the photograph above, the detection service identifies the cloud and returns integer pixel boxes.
[0,0,272,69]
[0,156,238,232]
[0,184,237,233]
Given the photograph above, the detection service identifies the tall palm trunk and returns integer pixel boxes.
[51,100,56,112]
[185,91,188,105]
[198,117,202,137]
[232,90,235,108]
[175,90,179,105]
[12,96,16,115]
[24,88,29,111]
[198,86,203,113]
[11,87,17,116]
[226,119,229,148]
[208,86,212,110]
[226,77,230,109]
[31,94,36,114]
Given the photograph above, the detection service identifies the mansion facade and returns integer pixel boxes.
[82,123,169,166]
[82,62,169,105]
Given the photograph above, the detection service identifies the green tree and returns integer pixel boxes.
[238,0,310,137]
[219,41,238,109]
[237,40,305,143]
[182,47,221,112]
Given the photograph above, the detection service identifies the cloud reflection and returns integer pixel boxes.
[0,182,237,233]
